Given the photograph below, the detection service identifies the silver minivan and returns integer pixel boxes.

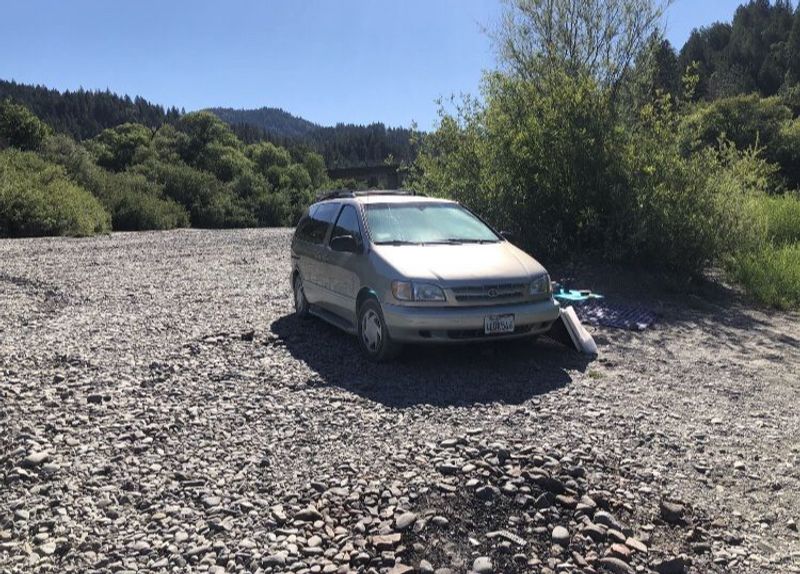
[290,190,560,361]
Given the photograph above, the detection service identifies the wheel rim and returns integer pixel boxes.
[361,309,383,353]
[294,278,306,313]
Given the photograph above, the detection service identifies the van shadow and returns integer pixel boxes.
[269,314,591,408]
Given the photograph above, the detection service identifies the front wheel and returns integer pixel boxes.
[357,299,402,362]
[293,274,310,319]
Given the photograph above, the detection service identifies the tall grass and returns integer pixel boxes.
[727,243,800,310]
[750,192,800,245]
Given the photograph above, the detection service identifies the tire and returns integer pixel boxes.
[357,299,402,362]
[293,274,310,319]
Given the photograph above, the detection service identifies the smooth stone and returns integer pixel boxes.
[472,556,493,573]
[551,526,570,546]
[394,512,417,531]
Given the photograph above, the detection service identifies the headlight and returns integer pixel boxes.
[392,281,446,302]
[529,274,552,296]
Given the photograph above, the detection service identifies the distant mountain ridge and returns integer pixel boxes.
[207,107,416,169]
[207,106,320,139]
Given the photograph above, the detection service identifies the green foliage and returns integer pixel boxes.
[31,109,326,233]
[87,123,153,171]
[411,73,782,276]
[748,192,800,245]
[0,99,51,150]
[496,0,670,91]
[1,79,415,171]
[681,94,790,152]
[302,151,328,188]
[176,112,240,161]
[141,160,241,227]
[40,134,189,231]
[646,38,682,99]
[0,80,180,140]
[726,243,800,309]
[0,149,109,237]
[247,141,292,173]
[680,94,800,188]
[678,0,798,99]
[773,118,800,187]
[100,172,190,231]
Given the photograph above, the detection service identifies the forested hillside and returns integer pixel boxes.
[210,107,416,168]
[0,80,416,169]
[0,79,181,140]
[653,0,800,100]
[209,107,318,139]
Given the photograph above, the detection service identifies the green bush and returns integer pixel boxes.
[680,95,800,188]
[411,74,771,275]
[727,243,800,310]
[774,119,800,189]
[0,149,110,237]
[0,100,51,151]
[102,172,190,231]
[412,73,621,262]
[681,95,791,151]
[41,136,189,231]
[111,192,189,231]
[193,190,257,229]
[622,103,774,271]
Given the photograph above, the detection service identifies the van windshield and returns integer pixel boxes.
[364,203,500,245]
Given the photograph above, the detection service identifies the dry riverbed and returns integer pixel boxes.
[1,229,799,574]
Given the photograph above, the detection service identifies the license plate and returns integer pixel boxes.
[484,314,515,335]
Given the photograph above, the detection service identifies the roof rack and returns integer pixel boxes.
[315,189,417,202]
[315,189,355,201]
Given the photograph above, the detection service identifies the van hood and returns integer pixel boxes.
[372,241,547,283]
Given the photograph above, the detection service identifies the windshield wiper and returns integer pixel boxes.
[374,240,421,246]
[433,238,499,244]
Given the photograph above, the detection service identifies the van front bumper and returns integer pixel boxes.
[381,299,560,343]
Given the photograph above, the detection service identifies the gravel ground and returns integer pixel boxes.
[1,228,799,574]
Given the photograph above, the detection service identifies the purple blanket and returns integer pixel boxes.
[572,300,657,331]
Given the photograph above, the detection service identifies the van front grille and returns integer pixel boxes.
[452,282,527,304]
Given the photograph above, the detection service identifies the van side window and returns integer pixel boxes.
[297,203,339,245]
[330,205,363,245]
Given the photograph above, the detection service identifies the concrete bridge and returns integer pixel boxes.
[326,163,403,189]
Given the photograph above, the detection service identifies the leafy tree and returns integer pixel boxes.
[495,0,672,94]
[0,100,51,150]
[786,5,800,85]
[679,0,798,99]
[650,38,682,98]
[302,151,328,188]
[87,123,153,171]
[176,111,240,164]
[247,141,291,174]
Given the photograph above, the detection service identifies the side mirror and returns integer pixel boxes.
[330,234,361,253]
[500,230,515,241]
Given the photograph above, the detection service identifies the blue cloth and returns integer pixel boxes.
[554,289,604,303]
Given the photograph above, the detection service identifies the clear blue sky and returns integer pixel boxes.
[0,0,771,130]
